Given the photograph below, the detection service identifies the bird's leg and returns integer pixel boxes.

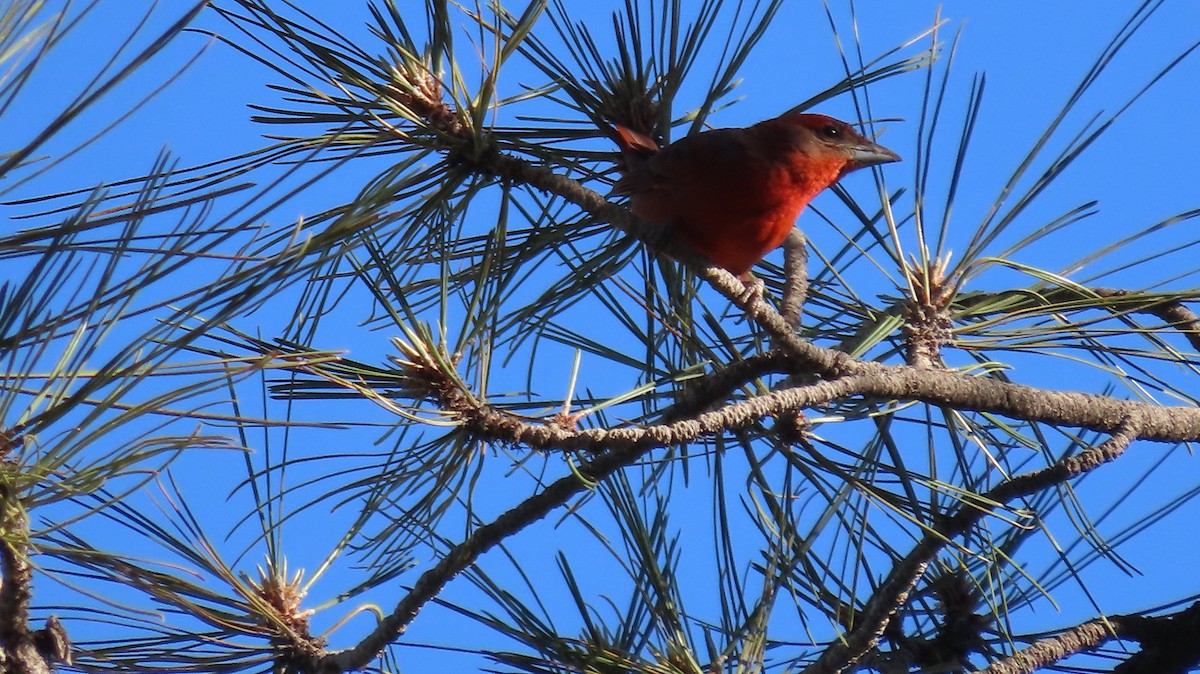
[736,271,765,306]
[779,229,809,328]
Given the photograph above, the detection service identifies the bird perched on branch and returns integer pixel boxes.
[611,113,900,278]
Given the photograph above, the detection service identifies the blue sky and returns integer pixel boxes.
[8,1,1200,671]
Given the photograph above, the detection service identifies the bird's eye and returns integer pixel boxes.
[820,124,842,139]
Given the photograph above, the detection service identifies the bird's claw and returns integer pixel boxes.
[736,272,765,307]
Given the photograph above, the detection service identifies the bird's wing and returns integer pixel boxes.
[612,128,747,196]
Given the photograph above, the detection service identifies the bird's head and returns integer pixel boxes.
[768,113,901,178]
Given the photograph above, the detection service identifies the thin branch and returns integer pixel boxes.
[0,495,32,645]
[977,618,1116,674]
[0,486,56,674]
[780,228,809,327]
[954,285,1200,352]
[1088,287,1200,352]
[393,345,1200,454]
[978,599,1200,674]
[1111,600,1200,674]
[802,422,1140,674]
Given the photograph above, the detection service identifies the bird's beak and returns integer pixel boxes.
[843,140,901,173]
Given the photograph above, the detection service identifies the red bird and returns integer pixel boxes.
[611,113,900,277]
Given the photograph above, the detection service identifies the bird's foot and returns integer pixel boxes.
[736,272,765,307]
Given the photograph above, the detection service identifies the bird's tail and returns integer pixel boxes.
[608,124,660,196]
[612,124,660,155]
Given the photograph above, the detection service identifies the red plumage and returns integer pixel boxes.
[612,113,900,276]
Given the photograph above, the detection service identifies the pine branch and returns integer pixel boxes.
[803,422,1140,674]
[978,619,1116,674]
[0,483,61,673]
[977,599,1200,674]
